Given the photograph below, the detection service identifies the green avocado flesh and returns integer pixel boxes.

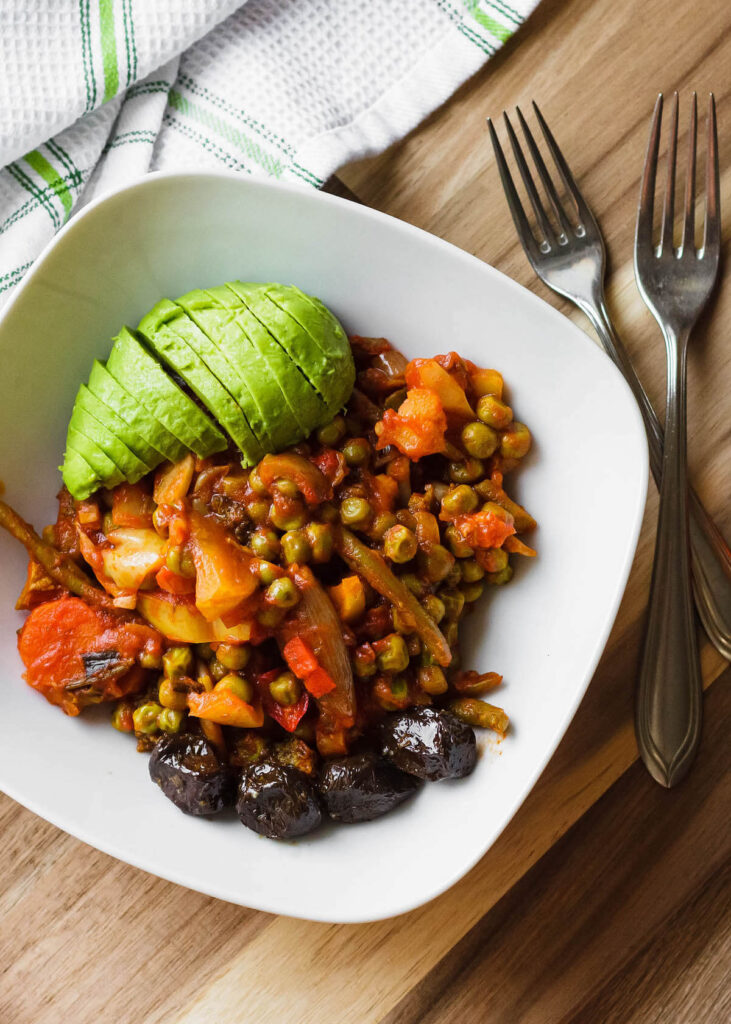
[70,402,148,483]
[61,448,100,501]
[87,360,187,463]
[63,285,355,498]
[106,328,227,458]
[138,300,265,467]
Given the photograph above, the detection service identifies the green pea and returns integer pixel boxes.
[273,478,299,499]
[477,394,513,430]
[133,702,162,734]
[269,671,302,706]
[461,421,499,459]
[265,576,300,609]
[487,565,514,586]
[400,573,427,597]
[461,581,485,603]
[215,673,255,703]
[306,522,334,563]
[163,645,193,679]
[441,589,465,620]
[376,633,410,673]
[248,466,268,495]
[194,643,214,660]
[440,485,478,517]
[500,422,532,460]
[383,524,418,563]
[460,559,485,583]
[158,708,185,734]
[353,648,377,678]
[340,497,372,528]
[418,665,448,695]
[418,543,455,583]
[423,594,446,623]
[444,524,474,559]
[139,648,163,671]
[269,502,307,531]
[257,605,287,628]
[216,643,251,671]
[449,457,484,484]
[209,657,229,682]
[318,502,339,523]
[342,438,371,467]
[281,530,311,564]
[384,388,407,411]
[250,528,281,561]
[371,512,398,539]
[256,560,281,586]
[316,415,346,447]
[247,499,270,524]
[443,620,460,648]
[110,703,133,732]
[158,677,188,710]
[445,562,463,588]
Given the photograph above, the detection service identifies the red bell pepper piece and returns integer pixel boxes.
[256,668,310,733]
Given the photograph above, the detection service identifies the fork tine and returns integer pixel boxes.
[486,117,540,259]
[703,93,720,256]
[660,93,679,253]
[531,101,593,226]
[515,106,574,238]
[637,94,664,252]
[682,92,698,252]
[502,111,556,246]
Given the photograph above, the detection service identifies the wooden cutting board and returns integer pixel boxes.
[2,0,729,1020]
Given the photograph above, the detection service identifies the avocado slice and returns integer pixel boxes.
[138,300,264,467]
[194,286,302,450]
[106,328,226,458]
[69,401,149,484]
[205,286,316,446]
[262,283,355,414]
[225,283,332,427]
[65,426,124,488]
[76,384,160,472]
[61,447,100,501]
[87,360,187,464]
[226,280,337,419]
[175,289,276,454]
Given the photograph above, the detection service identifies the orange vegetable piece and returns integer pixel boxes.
[137,591,252,644]
[469,367,504,400]
[504,536,537,557]
[153,454,195,506]
[282,637,320,678]
[305,666,337,698]
[186,509,257,621]
[112,483,155,528]
[374,388,447,459]
[405,358,474,417]
[257,453,331,506]
[155,565,196,595]
[328,575,366,624]
[17,596,156,715]
[187,690,264,729]
[452,508,516,549]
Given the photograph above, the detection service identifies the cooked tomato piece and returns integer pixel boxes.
[374,388,447,459]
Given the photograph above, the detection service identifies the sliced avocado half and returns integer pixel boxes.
[262,283,355,414]
[138,300,265,467]
[87,360,187,464]
[65,425,125,488]
[61,447,99,501]
[70,401,149,484]
[175,289,276,454]
[225,282,331,428]
[198,286,303,450]
[106,328,226,458]
[76,384,159,473]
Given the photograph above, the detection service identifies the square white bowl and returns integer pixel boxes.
[0,173,647,922]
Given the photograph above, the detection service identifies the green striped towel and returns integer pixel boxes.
[0,0,537,307]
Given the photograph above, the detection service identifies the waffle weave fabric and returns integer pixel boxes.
[0,0,538,307]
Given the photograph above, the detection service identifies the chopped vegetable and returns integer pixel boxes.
[328,575,366,623]
[186,509,257,621]
[374,388,447,459]
[257,452,331,506]
[153,455,195,506]
[445,507,516,550]
[405,358,474,417]
[187,689,264,729]
[137,592,251,643]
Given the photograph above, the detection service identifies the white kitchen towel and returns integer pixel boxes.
[0,0,538,307]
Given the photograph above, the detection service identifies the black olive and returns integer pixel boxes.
[319,752,420,823]
[149,733,234,815]
[379,706,477,781]
[237,762,322,840]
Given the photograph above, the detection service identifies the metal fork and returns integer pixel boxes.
[633,93,720,785]
[486,102,731,665]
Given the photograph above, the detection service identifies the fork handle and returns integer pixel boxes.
[584,298,731,660]
[635,328,702,786]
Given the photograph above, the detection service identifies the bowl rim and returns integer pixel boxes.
[0,169,649,922]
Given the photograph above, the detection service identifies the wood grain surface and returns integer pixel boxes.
[2,0,730,1020]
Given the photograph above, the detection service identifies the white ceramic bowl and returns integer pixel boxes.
[0,173,647,922]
